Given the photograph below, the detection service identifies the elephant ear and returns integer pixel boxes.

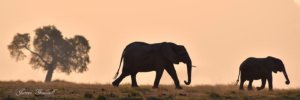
[161,43,179,64]
[267,56,279,73]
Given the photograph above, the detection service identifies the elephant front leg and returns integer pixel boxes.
[153,69,164,88]
[165,66,182,89]
[131,73,139,87]
[267,76,273,91]
[256,78,266,91]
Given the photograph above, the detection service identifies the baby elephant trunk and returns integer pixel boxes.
[283,70,290,85]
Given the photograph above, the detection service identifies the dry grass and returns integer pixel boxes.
[0,80,299,100]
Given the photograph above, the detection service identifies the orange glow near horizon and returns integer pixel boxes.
[1,0,300,89]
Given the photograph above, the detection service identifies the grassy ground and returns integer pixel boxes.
[0,80,299,100]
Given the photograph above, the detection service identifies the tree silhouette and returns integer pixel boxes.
[8,25,91,82]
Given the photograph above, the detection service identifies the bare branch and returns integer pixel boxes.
[24,47,49,66]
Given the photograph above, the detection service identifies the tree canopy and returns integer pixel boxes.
[8,25,91,82]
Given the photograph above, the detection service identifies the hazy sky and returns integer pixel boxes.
[1,0,300,89]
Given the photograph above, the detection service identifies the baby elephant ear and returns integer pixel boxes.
[267,56,279,73]
[161,43,179,64]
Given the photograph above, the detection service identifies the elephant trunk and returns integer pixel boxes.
[283,69,290,85]
[184,62,192,85]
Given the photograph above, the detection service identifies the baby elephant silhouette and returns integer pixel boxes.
[236,56,290,91]
[112,42,193,89]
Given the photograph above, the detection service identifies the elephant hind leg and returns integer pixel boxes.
[239,76,246,90]
[131,73,139,87]
[112,73,129,87]
[248,79,253,90]
[153,69,164,89]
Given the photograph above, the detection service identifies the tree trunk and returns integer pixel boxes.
[45,65,55,82]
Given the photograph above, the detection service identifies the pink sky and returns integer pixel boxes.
[1,0,300,89]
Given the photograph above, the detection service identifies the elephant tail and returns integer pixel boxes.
[235,69,241,86]
[114,50,125,79]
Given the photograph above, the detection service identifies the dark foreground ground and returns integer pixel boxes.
[0,80,299,100]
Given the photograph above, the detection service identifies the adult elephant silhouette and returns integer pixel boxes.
[236,56,290,91]
[112,42,193,89]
